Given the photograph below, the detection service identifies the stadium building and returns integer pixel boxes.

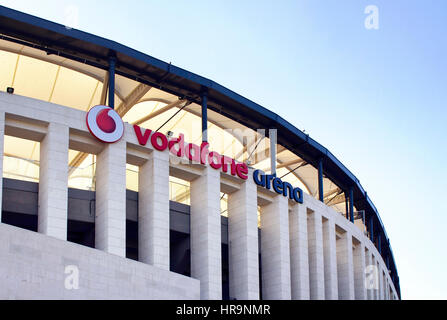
[0,6,400,300]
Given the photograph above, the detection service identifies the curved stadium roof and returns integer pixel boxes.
[0,5,399,296]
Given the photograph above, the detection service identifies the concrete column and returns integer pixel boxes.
[336,231,355,299]
[353,242,367,300]
[95,139,126,257]
[261,195,291,300]
[322,218,338,299]
[38,122,69,240]
[190,166,222,300]
[227,168,259,300]
[0,112,4,220]
[307,209,325,300]
[365,249,374,300]
[138,150,170,269]
[289,204,310,300]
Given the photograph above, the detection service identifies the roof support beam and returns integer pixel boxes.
[325,192,345,205]
[201,88,208,143]
[276,158,305,170]
[348,186,354,222]
[68,152,90,176]
[269,129,276,175]
[235,137,262,162]
[132,99,184,125]
[323,188,343,206]
[272,159,311,195]
[323,187,341,199]
[250,145,286,166]
[115,83,151,117]
[345,193,350,220]
[99,72,109,106]
[108,55,116,109]
[318,158,324,202]
[235,144,248,162]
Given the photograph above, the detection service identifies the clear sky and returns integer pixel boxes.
[2,0,446,299]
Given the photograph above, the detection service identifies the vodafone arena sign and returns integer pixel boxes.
[85,104,303,203]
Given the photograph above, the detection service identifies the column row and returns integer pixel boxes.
[0,120,395,300]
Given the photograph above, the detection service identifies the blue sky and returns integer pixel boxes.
[2,0,446,299]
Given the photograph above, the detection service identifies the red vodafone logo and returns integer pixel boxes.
[86,105,124,143]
